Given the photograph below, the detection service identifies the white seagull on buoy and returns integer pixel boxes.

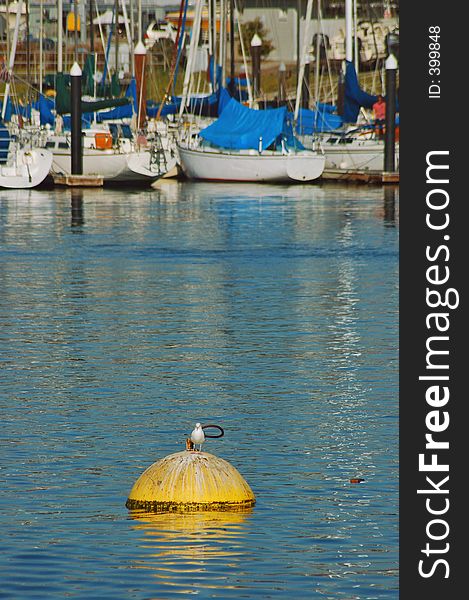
[190,423,205,451]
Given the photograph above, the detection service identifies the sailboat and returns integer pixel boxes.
[46,123,174,183]
[176,0,324,183]
[0,123,52,188]
[178,91,324,183]
[43,3,176,183]
[0,0,53,189]
[295,0,399,176]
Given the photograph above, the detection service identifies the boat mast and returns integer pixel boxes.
[115,0,119,73]
[6,0,9,58]
[26,0,30,110]
[314,0,321,105]
[207,0,213,92]
[178,0,204,117]
[219,0,226,87]
[234,0,252,105]
[40,0,43,93]
[210,0,217,90]
[89,0,94,55]
[229,0,235,95]
[74,0,79,64]
[353,0,359,73]
[294,0,314,120]
[58,0,63,72]
[345,0,353,62]
[121,0,133,76]
[2,0,23,120]
[138,0,142,42]
[129,0,135,76]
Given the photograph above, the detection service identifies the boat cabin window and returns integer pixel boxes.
[45,141,56,148]
[58,142,69,149]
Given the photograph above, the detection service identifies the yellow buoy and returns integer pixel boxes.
[126,450,256,512]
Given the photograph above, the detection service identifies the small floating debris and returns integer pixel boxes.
[126,423,255,512]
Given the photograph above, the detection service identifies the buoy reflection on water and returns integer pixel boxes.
[128,509,254,589]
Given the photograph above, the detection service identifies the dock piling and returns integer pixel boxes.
[250,34,262,100]
[384,53,398,173]
[70,62,83,175]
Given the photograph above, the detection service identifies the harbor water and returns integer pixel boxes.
[0,182,398,599]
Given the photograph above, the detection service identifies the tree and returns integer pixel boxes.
[239,18,275,59]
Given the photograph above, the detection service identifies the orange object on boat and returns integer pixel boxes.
[95,133,113,150]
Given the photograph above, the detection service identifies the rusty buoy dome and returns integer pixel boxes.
[126,450,256,512]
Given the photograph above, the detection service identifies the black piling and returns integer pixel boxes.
[250,35,262,99]
[384,53,398,173]
[71,188,84,228]
[337,69,345,117]
[70,62,83,175]
[384,186,396,226]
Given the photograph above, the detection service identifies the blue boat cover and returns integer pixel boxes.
[201,91,288,150]
[295,107,343,134]
[344,60,377,123]
[317,102,337,114]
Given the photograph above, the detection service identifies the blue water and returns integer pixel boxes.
[0,182,398,599]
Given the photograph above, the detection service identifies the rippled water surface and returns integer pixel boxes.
[0,182,398,599]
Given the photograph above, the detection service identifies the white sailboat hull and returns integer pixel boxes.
[301,136,399,172]
[50,148,176,183]
[0,149,53,189]
[323,139,399,171]
[177,145,325,183]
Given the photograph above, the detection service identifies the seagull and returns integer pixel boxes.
[190,422,205,451]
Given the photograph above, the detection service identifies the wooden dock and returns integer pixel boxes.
[321,169,399,184]
[53,175,104,187]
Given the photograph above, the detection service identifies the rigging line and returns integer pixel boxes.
[294,0,315,121]
[8,71,44,97]
[364,0,380,77]
[261,0,281,65]
[101,8,116,85]
[1,0,23,120]
[179,0,205,119]
[96,4,112,83]
[155,0,186,121]
[317,2,335,105]
[313,0,322,110]
[172,0,189,96]
[234,0,253,106]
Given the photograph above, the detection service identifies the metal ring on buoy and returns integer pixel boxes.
[202,424,224,438]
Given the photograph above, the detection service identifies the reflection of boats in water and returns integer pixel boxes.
[151,179,328,206]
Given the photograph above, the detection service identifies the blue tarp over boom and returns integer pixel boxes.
[200,93,287,150]
[295,107,343,134]
[344,60,377,123]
